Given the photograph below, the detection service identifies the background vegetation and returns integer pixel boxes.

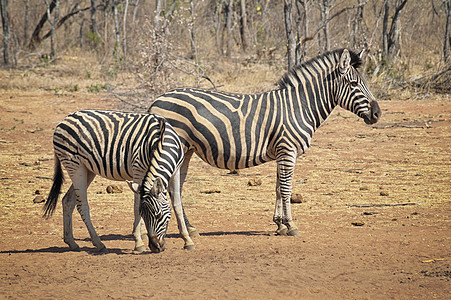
[0,0,450,105]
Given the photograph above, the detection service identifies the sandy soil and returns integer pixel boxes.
[0,91,450,299]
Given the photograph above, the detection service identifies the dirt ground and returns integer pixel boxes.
[0,91,450,299]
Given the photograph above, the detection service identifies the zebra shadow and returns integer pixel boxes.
[0,246,129,255]
[166,230,270,238]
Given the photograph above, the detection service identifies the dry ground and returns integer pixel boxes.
[0,90,450,299]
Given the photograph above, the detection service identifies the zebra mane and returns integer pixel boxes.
[277,48,362,90]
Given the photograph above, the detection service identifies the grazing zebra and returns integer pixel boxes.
[149,49,381,240]
[43,110,194,253]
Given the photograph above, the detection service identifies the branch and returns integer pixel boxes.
[303,0,369,43]
[41,5,91,41]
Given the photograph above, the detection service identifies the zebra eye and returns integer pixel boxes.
[350,81,359,88]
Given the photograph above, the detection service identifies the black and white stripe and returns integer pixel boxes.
[43,110,193,253]
[150,49,381,239]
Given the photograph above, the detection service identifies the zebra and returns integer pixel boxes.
[43,110,195,253]
[149,48,381,241]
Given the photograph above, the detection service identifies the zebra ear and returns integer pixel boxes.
[339,49,351,74]
[151,177,165,197]
[126,180,140,194]
[358,49,365,59]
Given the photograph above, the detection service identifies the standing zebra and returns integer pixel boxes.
[43,110,194,253]
[149,49,381,240]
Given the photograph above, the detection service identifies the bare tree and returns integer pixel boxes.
[188,0,197,59]
[284,0,296,69]
[0,0,11,65]
[44,0,59,59]
[382,0,408,62]
[214,0,224,55]
[225,0,233,57]
[113,0,121,61]
[239,0,249,52]
[122,0,129,61]
[296,0,311,63]
[317,0,333,51]
[23,0,30,47]
[444,0,451,62]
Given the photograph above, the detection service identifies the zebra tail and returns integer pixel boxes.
[43,155,64,219]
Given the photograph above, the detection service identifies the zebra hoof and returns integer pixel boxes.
[276,227,288,236]
[98,247,109,254]
[135,245,146,253]
[184,244,195,251]
[287,229,301,236]
[69,245,81,252]
[188,228,200,238]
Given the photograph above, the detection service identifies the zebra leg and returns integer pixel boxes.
[133,191,147,253]
[275,153,300,236]
[179,150,199,237]
[169,168,195,250]
[274,178,288,236]
[72,168,107,252]
[62,185,80,251]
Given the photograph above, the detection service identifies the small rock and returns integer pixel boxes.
[291,193,303,203]
[34,190,41,195]
[351,221,365,226]
[248,178,262,186]
[106,185,123,194]
[380,191,389,196]
[228,170,239,175]
[33,195,45,203]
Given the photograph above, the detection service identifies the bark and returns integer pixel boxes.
[239,0,249,52]
[45,0,59,59]
[296,0,310,62]
[189,0,197,60]
[444,0,451,62]
[29,0,56,50]
[0,0,10,65]
[215,0,224,55]
[113,0,120,61]
[284,0,296,69]
[225,0,233,57]
[90,0,97,33]
[23,0,30,47]
[382,0,408,62]
[122,0,129,61]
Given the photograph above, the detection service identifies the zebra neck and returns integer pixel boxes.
[284,81,336,131]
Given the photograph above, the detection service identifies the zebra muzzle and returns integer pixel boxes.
[149,234,165,253]
[363,100,381,125]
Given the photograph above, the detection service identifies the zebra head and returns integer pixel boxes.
[335,49,381,125]
[133,173,171,253]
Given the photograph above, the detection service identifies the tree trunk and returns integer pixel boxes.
[90,0,97,32]
[188,0,198,60]
[382,0,408,62]
[239,0,249,52]
[284,0,296,69]
[215,0,224,55]
[45,0,59,59]
[113,0,120,62]
[444,0,451,62]
[296,0,310,63]
[29,0,56,50]
[0,0,10,65]
[382,0,389,59]
[23,0,30,47]
[122,0,129,61]
[225,0,233,57]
